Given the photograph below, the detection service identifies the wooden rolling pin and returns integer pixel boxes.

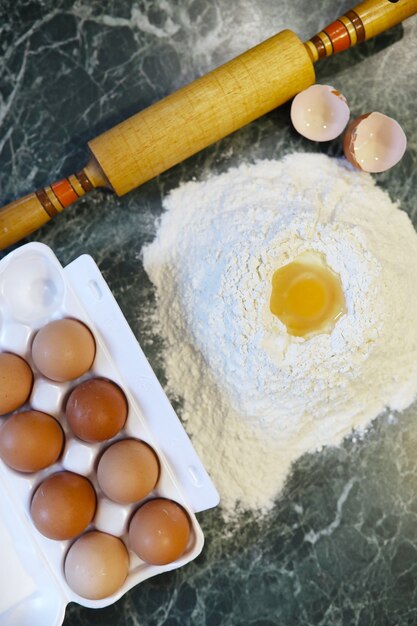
[1,0,416,249]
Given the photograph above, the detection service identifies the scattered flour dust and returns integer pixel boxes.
[143,153,417,518]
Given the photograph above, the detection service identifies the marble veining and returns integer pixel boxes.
[1,1,417,624]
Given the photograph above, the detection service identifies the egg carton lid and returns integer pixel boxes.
[0,243,219,626]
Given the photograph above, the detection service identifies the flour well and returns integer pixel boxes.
[143,153,417,518]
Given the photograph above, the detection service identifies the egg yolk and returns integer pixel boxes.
[270,255,346,337]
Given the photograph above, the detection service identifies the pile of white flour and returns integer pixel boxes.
[143,153,417,518]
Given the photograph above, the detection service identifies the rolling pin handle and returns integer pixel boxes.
[305,0,417,62]
[0,159,108,250]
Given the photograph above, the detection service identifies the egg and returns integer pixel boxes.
[66,378,128,443]
[270,251,346,338]
[32,318,96,382]
[291,84,350,142]
[343,112,407,173]
[0,353,33,415]
[64,531,129,600]
[97,439,159,504]
[31,471,96,540]
[0,410,64,472]
[129,498,191,565]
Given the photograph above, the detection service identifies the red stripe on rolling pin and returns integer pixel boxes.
[324,20,351,53]
[51,178,79,208]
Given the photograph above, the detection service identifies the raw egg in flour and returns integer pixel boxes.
[66,378,128,442]
[31,471,96,540]
[0,353,33,415]
[270,252,346,338]
[129,498,191,565]
[0,410,64,472]
[97,439,159,504]
[32,318,96,382]
[65,531,129,599]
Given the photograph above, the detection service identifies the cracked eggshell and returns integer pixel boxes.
[343,112,407,173]
[290,84,350,142]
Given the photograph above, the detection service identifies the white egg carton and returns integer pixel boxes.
[0,242,219,626]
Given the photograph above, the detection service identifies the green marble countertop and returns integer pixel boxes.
[1,1,417,624]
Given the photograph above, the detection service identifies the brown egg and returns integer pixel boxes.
[129,498,191,565]
[97,439,159,504]
[65,531,129,600]
[66,378,128,443]
[31,471,96,540]
[0,353,33,415]
[0,410,64,472]
[32,318,96,382]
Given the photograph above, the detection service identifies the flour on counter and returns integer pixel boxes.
[143,153,417,518]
